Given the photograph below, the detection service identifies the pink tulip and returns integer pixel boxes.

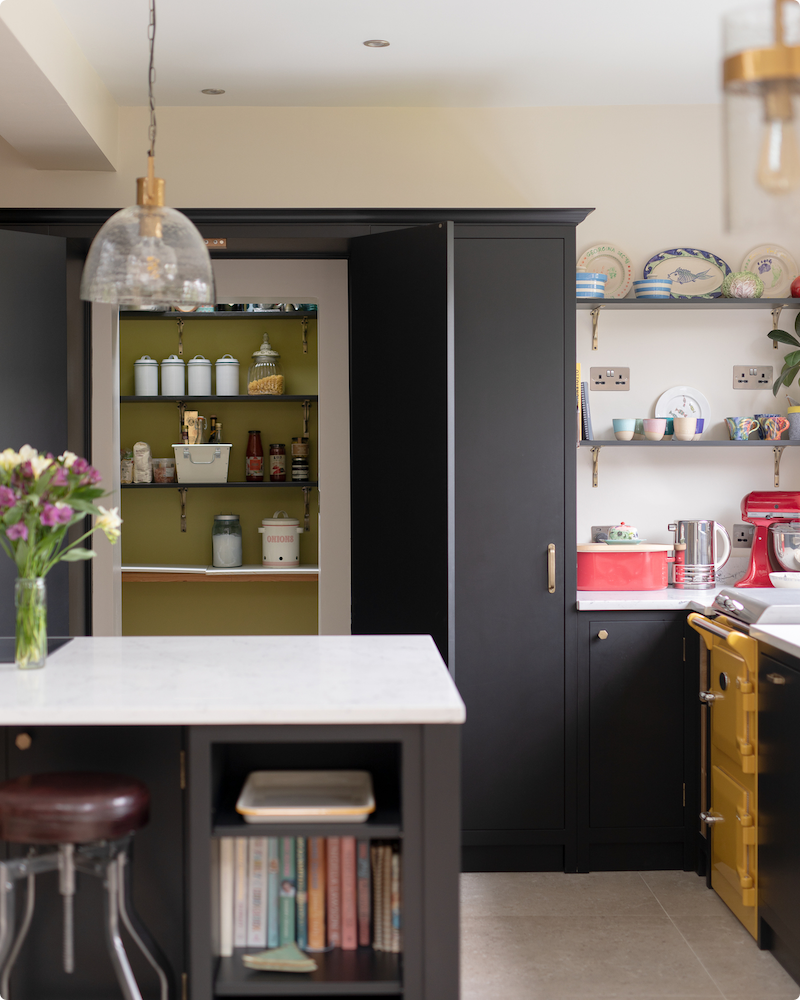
[6,523,28,541]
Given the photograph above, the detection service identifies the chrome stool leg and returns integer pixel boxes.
[0,873,35,1000]
[57,844,75,973]
[0,862,15,976]
[103,856,144,1000]
[116,851,172,1000]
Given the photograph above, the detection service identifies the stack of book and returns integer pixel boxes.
[219,836,401,958]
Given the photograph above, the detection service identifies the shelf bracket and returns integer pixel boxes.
[591,445,602,488]
[772,305,784,348]
[302,399,310,437]
[774,445,786,487]
[590,306,603,351]
[178,488,188,532]
[302,487,311,532]
[301,316,309,355]
[176,317,185,357]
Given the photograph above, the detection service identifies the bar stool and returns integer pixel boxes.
[0,772,172,1000]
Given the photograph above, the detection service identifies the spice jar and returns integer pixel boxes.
[291,436,309,481]
[212,514,243,568]
[246,430,264,482]
[247,334,285,395]
[269,443,286,482]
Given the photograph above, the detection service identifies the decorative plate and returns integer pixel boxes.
[654,385,711,425]
[741,245,799,298]
[643,248,731,299]
[577,244,634,299]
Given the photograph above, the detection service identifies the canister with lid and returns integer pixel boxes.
[187,355,212,395]
[134,355,158,396]
[160,354,185,396]
[212,514,243,568]
[247,334,284,395]
[215,354,240,395]
[258,511,302,567]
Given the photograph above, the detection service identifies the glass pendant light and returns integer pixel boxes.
[723,0,800,230]
[80,0,214,308]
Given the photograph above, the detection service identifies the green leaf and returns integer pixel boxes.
[774,363,800,395]
[784,350,800,368]
[70,487,105,501]
[60,548,96,562]
[68,499,103,516]
[14,539,28,574]
[769,329,800,348]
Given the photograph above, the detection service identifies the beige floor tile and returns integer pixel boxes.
[640,870,733,918]
[460,871,663,918]
[671,914,799,998]
[461,914,719,999]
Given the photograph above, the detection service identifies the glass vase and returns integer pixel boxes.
[14,577,47,670]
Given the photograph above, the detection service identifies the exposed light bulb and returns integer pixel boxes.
[757,83,800,193]
[125,235,178,297]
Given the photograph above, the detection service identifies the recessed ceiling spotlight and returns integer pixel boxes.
[363,39,390,47]
[201,88,226,95]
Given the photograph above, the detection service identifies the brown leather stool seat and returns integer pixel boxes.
[0,772,150,844]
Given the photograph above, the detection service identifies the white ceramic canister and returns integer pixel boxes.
[258,510,303,567]
[160,354,186,396]
[187,355,212,395]
[215,354,240,396]
[134,355,159,396]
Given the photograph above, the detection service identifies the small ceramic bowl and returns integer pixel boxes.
[633,278,672,300]
[769,572,800,589]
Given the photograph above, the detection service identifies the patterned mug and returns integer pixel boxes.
[726,416,759,441]
[759,415,790,440]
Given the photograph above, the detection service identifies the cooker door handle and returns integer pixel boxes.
[547,544,556,594]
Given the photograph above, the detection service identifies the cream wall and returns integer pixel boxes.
[2,101,792,571]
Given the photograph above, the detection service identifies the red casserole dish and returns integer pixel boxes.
[577,543,674,591]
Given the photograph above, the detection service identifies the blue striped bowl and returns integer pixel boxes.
[577,273,607,299]
[633,278,672,300]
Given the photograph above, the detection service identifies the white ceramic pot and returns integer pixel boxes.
[187,355,212,395]
[215,354,240,395]
[258,510,303,567]
[134,355,158,396]
[161,354,185,395]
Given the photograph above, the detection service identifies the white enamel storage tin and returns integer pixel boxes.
[172,444,231,483]
[160,354,185,395]
[215,354,240,395]
[258,510,303,566]
[187,355,212,395]
[134,355,158,396]
[235,770,376,824]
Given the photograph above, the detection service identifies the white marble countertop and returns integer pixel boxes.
[0,635,466,726]
[576,587,724,611]
[750,625,800,660]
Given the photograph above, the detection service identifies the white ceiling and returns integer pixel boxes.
[50,0,737,108]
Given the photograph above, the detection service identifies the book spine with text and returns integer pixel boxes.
[326,836,342,948]
[267,837,280,948]
[381,845,392,952]
[233,837,248,948]
[356,839,371,947]
[219,837,234,958]
[247,837,268,948]
[296,837,308,951]
[340,837,357,950]
[581,382,594,441]
[307,837,326,951]
[390,847,401,953]
[371,844,383,951]
[279,837,297,945]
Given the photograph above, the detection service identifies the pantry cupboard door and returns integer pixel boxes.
[0,228,68,637]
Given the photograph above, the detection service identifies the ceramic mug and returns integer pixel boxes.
[613,418,635,442]
[755,413,780,439]
[633,418,645,440]
[673,417,697,441]
[664,417,675,439]
[726,416,759,440]
[643,418,666,441]
[759,415,790,440]
[693,418,705,440]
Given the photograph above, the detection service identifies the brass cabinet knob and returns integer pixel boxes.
[14,732,32,751]
[597,630,609,640]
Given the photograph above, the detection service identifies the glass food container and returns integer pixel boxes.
[212,514,243,568]
[247,334,284,395]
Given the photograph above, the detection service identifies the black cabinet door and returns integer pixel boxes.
[349,223,452,660]
[0,229,68,636]
[455,237,567,869]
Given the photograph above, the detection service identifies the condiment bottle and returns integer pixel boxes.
[269,443,286,482]
[246,431,264,482]
[291,436,310,481]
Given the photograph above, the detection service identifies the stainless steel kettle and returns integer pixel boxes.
[668,520,731,590]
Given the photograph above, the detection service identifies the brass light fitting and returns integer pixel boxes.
[724,0,800,93]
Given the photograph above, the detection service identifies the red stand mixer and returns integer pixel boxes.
[736,491,800,587]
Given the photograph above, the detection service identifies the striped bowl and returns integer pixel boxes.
[577,273,607,299]
[633,278,672,300]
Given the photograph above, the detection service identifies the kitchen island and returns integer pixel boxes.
[0,635,464,1000]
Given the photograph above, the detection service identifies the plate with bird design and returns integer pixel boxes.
[643,248,731,299]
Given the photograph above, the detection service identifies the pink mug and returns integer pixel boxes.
[759,415,790,440]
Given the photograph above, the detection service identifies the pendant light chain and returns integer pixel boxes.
[148,0,157,158]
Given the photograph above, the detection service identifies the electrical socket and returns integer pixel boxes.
[733,523,755,548]
[733,365,773,389]
[591,525,615,542]
[590,367,630,391]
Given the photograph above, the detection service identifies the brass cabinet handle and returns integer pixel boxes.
[14,732,32,751]
[766,672,786,685]
[597,630,609,640]
[547,544,556,594]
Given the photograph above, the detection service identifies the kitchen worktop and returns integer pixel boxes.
[0,635,465,726]
[750,624,800,659]
[576,587,724,611]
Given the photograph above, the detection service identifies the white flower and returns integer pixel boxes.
[29,455,53,479]
[18,445,38,463]
[95,505,122,541]
[0,449,20,472]
[58,451,78,469]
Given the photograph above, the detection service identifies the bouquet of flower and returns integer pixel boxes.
[0,445,121,667]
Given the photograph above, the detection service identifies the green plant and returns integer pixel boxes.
[769,320,800,395]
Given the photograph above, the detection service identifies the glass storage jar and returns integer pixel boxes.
[247,334,284,395]
[212,514,243,568]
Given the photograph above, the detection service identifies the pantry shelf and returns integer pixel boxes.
[121,481,318,488]
[122,565,319,584]
[215,949,401,996]
[212,805,401,839]
[120,395,317,403]
[576,297,800,309]
[120,310,318,320]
